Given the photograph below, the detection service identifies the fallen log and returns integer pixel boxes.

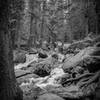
[62,47,100,72]
[15,69,32,78]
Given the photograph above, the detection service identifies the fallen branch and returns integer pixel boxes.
[16,72,32,78]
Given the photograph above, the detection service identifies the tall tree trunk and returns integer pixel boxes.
[39,0,46,47]
[27,18,37,49]
[27,0,36,49]
[16,20,21,49]
[27,15,34,49]
[0,0,23,100]
[40,17,44,46]
[95,0,100,34]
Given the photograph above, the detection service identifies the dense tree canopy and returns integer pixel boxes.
[9,0,99,49]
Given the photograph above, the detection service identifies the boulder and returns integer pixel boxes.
[33,63,51,77]
[38,52,48,58]
[38,49,48,59]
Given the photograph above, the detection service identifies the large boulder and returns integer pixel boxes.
[33,63,52,77]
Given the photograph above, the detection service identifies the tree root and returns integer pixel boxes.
[62,73,94,86]
[79,71,100,88]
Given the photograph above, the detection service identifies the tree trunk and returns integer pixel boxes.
[16,21,21,49]
[95,0,100,34]
[27,15,34,49]
[39,0,46,47]
[0,0,23,100]
[27,0,36,49]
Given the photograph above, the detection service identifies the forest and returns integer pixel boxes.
[0,0,100,100]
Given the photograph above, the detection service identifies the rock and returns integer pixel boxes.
[13,51,26,64]
[25,53,38,62]
[63,43,71,50]
[38,52,48,58]
[82,56,100,73]
[95,42,100,47]
[58,46,63,54]
[37,93,64,100]
[57,41,63,46]
[33,63,51,77]
[51,53,65,63]
[34,67,65,88]
[93,35,100,45]
[38,49,48,59]
[58,53,65,62]
[28,48,38,54]
[52,53,58,59]
[42,41,50,51]
[17,73,39,85]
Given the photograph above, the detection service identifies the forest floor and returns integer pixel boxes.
[14,34,100,100]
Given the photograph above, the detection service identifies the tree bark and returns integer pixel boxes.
[27,0,36,49]
[27,15,34,48]
[0,0,23,100]
[95,0,100,34]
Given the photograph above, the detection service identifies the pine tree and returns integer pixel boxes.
[0,0,23,99]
